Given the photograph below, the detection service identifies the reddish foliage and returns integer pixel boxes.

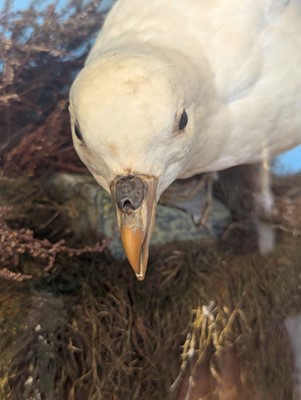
[0,205,108,280]
[3,100,86,175]
[0,0,105,176]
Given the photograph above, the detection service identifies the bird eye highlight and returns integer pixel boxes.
[178,109,188,131]
[74,123,83,141]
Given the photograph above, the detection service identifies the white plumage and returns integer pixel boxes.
[70,0,301,279]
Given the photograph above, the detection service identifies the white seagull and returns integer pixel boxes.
[69,0,301,280]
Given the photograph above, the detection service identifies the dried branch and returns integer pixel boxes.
[0,205,108,278]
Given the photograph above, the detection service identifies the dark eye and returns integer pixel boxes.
[178,109,188,131]
[74,123,83,141]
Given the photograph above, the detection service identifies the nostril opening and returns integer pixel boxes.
[115,175,145,212]
[122,199,132,212]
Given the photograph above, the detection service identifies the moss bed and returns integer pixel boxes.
[0,174,300,400]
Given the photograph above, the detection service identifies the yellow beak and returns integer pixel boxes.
[110,175,157,280]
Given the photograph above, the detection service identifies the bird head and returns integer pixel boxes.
[69,50,201,280]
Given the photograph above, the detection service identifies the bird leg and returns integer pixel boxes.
[218,162,276,254]
[159,172,218,230]
[253,160,276,254]
[197,172,217,229]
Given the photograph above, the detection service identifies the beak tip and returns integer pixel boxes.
[135,272,145,281]
[128,259,147,281]
[112,174,158,282]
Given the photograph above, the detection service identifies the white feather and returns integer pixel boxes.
[70,0,301,197]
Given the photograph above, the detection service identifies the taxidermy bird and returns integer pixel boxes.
[69,0,301,280]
